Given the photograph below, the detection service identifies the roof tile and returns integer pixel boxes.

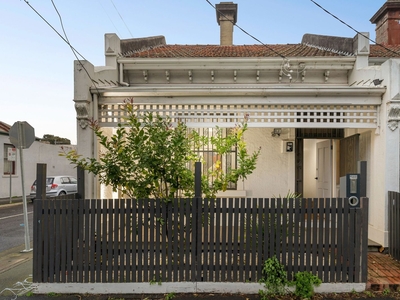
[370,44,400,57]
[124,44,349,58]
[0,121,11,134]
[124,44,400,59]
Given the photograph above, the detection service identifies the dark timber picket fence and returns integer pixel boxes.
[33,197,368,284]
[388,191,400,262]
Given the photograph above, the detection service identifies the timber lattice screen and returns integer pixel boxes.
[33,197,368,283]
[98,104,378,128]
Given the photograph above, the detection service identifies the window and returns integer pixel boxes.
[3,144,16,175]
[190,128,237,189]
[61,177,70,184]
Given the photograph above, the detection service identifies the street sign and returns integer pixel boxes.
[9,121,35,149]
[8,121,34,252]
[7,147,16,161]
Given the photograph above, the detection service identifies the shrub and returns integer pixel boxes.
[293,271,321,299]
[259,256,289,299]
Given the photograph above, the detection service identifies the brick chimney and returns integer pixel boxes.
[370,0,400,45]
[216,2,237,46]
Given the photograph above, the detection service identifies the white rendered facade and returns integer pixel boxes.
[73,30,400,247]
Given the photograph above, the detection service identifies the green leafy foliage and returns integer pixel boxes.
[61,99,260,199]
[149,274,162,285]
[364,290,374,297]
[382,288,391,296]
[293,271,321,299]
[165,292,175,300]
[41,134,71,145]
[200,124,260,198]
[259,256,289,299]
[274,189,302,199]
[259,257,322,300]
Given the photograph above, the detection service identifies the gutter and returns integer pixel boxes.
[93,85,386,98]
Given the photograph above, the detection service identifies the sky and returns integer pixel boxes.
[0,0,387,145]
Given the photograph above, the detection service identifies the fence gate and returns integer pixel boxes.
[33,197,369,284]
[388,191,400,261]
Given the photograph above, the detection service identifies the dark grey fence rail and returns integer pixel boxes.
[388,191,400,261]
[33,197,368,284]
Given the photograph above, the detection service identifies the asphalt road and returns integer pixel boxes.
[0,202,33,252]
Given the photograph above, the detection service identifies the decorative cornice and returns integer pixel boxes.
[388,103,400,130]
[74,102,90,129]
[118,57,356,71]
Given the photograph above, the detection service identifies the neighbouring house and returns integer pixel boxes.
[0,121,76,199]
[73,1,400,247]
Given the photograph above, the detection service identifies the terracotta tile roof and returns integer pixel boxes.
[123,43,400,59]
[124,44,350,58]
[370,44,400,57]
[0,121,11,134]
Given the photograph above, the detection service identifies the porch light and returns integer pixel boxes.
[271,128,282,137]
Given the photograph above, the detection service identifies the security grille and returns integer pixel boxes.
[189,128,237,190]
[98,103,378,128]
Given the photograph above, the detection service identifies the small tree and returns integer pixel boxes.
[42,134,71,145]
[201,122,260,198]
[62,99,260,199]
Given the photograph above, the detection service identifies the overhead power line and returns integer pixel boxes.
[109,0,134,38]
[310,0,400,57]
[23,0,100,94]
[23,1,88,62]
[98,0,122,36]
[51,1,76,57]
[205,0,287,59]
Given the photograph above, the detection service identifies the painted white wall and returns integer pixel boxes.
[243,128,295,198]
[367,129,386,245]
[366,59,400,246]
[343,128,387,247]
[348,57,400,246]
[74,60,97,199]
[0,135,77,199]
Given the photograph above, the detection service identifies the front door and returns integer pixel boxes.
[316,140,332,198]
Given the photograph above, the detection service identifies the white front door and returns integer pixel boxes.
[316,140,332,198]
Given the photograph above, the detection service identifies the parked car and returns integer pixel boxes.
[30,176,78,202]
